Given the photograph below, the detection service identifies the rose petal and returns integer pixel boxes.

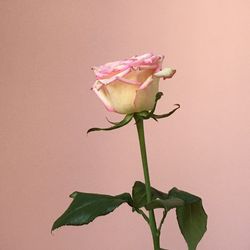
[134,78,160,112]
[154,67,176,79]
[138,76,154,90]
[93,82,115,112]
[105,81,138,114]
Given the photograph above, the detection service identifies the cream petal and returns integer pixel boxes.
[105,81,138,114]
[154,67,176,79]
[139,76,154,90]
[134,78,160,113]
[93,84,115,112]
[125,68,155,84]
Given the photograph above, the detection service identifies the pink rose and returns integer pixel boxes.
[92,53,176,114]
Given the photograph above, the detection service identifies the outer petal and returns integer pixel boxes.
[93,81,115,112]
[138,75,154,90]
[134,77,160,112]
[105,81,138,114]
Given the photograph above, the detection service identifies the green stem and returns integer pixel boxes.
[135,116,160,250]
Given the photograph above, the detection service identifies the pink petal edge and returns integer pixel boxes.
[92,53,164,80]
[92,85,115,112]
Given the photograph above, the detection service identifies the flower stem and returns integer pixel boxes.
[135,116,160,250]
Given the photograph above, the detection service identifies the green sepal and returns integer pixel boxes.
[87,92,180,133]
[169,188,208,250]
[148,92,164,116]
[135,111,150,119]
[152,104,180,120]
[135,92,163,120]
[52,192,133,232]
[134,92,180,122]
[132,181,168,208]
[105,116,119,125]
[87,113,133,133]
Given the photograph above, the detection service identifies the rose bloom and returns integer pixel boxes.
[92,53,176,114]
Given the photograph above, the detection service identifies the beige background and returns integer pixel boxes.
[1,1,250,249]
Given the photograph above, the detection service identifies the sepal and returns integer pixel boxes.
[88,92,180,133]
[135,92,180,121]
[87,113,133,133]
[151,104,180,121]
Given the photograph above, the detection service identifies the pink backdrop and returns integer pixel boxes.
[1,1,250,249]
